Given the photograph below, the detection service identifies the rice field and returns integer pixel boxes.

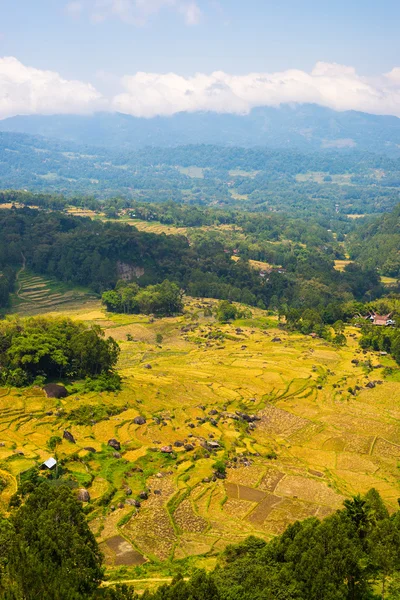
[0,297,400,579]
[11,269,98,315]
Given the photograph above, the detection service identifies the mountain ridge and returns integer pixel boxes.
[1,104,400,154]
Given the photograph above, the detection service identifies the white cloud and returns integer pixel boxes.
[112,62,400,118]
[0,57,104,119]
[69,0,202,26]
[1,57,400,121]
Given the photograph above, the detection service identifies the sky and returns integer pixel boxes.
[0,0,400,119]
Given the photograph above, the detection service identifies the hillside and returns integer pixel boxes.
[348,203,400,277]
[0,298,399,581]
[1,105,400,154]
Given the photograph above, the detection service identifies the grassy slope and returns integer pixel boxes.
[0,298,399,583]
[11,269,98,315]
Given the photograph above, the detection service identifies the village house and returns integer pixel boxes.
[368,313,396,326]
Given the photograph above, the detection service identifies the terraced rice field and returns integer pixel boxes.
[0,298,400,578]
[11,269,98,315]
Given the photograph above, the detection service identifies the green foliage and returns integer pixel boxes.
[333,333,347,346]
[103,280,183,317]
[70,372,122,393]
[0,316,120,386]
[360,325,400,365]
[216,300,244,322]
[0,483,103,599]
[47,435,62,452]
[0,205,391,315]
[64,403,126,426]
[212,460,226,476]
[1,486,400,599]
[348,204,400,278]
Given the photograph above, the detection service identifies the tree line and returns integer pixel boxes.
[1,483,400,599]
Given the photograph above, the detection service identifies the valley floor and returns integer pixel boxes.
[0,298,399,582]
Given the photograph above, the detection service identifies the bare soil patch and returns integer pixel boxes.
[104,536,146,566]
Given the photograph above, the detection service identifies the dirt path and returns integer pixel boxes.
[15,253,27,300]
[102,577,188,587]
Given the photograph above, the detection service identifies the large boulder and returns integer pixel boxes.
[63,430,76,444]
[77,488,90,502]
[133,416,146,425]
[43,383,68,399]
[108,438,121,451]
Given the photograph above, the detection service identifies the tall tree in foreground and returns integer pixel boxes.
[0,483,103,600]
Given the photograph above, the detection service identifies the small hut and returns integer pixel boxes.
[43,384,68,399]
[41,457,57,470]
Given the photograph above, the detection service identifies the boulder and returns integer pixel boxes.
[133,416,146,425]
[108,438,121,451]
[184,444,194,452]
[161,445,173,453]
[125,488,132,496]
[139,491,148,500]
[63,430,76,444]
[174,441,184,447]
[207,441,220,449]
[84,447,96,453]
[113,452,122,459]
[144,364,152,369]
[77,488,90,502]
[43,383,68,399]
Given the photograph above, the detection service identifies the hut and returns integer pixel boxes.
[41,457,57,470]
[43,384,68,399]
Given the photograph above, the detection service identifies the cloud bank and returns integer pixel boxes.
[1,57,400,120]
[66,0,202,26]
[112,63,400,118]
[0,57,103,120]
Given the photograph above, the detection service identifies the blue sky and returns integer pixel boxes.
[0,0,400,118]
[2,0,400,78]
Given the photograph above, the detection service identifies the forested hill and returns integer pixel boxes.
[1,133,400,215]
[1,104,400,154]
[348,203,400,277]
[0,207,383,312]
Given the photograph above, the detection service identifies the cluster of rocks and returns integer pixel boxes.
[365,380,383,388]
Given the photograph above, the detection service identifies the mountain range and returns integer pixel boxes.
[1,104,400,154]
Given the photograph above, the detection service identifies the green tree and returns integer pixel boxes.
[216,300,238,322]
[2,483,103,599]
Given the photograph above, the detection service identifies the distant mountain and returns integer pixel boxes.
[1,104,400,154]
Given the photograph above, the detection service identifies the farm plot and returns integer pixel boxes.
[12,269,98,315]
[0,299,400,576]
